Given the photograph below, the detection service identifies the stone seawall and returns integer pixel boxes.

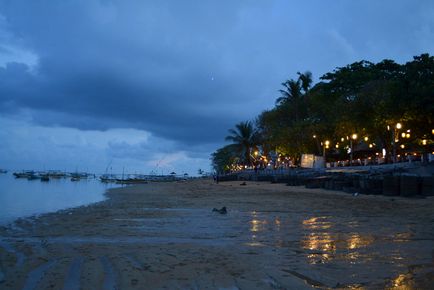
[218,165,434,198]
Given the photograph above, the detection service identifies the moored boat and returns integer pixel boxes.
[115,178,148,184]
[13,171,36,178]
[40,175,50,182]
[27,173,40,180]
[100,174,118,183]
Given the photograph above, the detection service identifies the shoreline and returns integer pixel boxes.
[1,179,434,289]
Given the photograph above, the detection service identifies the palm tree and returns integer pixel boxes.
[275,72,313,122]
[276,79,302,122]
[225,121,257,166]
[276,79,301,106]
[297,71,313,93]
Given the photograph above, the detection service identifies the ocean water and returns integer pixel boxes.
[0,173,117,225]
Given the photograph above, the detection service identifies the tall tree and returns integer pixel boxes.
[276,79,302,106]
[225,121,257,166]
[298,71,313,93]
[211,144,239,173]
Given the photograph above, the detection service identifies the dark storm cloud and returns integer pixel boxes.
[0,0,433,147]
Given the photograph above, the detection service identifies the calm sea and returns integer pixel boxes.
[0,173,117,225]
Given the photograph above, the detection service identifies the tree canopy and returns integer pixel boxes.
[212,54,434,173]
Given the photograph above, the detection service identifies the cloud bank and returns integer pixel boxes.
[0,0,433,173]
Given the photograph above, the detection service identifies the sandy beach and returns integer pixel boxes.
[1,179,434,289]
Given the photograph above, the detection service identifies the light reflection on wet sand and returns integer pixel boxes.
[239,211,433,288]
[117,208,431,288]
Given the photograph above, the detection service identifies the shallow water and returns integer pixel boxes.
[0,173,116,225]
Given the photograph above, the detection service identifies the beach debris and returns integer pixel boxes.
[240,181,247,186]
[212,206,227,214]
[40,239,49,249]
[353,192,359,196]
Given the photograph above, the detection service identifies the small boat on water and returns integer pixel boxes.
[100,174,118,183]
[70,172,93,180]
[46,171,66,178]
[27,173,40,180]
[115,178,148,184]
[40,175,50,182]
[0,169,7,174]
[13,171,36,178]
[70,177,80,182]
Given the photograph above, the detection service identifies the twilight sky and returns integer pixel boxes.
[0,1,433,175]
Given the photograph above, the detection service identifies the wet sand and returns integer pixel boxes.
[0,179,434,289]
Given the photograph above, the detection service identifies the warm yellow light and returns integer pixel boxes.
[406,133,410,138]
[432,129,434,135]
[369,144,373,148]
[400,144,405,149]
[325,140,330,146]
[422,139,427,145]
[387,125,390,131]
[254,151,258,156]
[396,123,402,129]
[401,132,406,138]
[335,144,339,148]
[341,137,345,142]
[364,136,368,142]
[351,134,357,140]
[313,134,317,138]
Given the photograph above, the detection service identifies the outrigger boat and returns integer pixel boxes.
[115,177,148,184]
[100,174,118,183]
[13,170,36,178]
